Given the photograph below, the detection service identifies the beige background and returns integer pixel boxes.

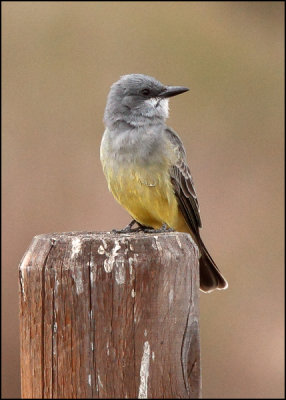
[2,2,284,398]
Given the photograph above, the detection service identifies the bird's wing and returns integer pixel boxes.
[165,127,202,233]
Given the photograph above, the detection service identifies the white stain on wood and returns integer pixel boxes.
[115,258,126,284]
[129,254,138,283]
[97,245,105,255]
[98,374,103,388]
[152,351,155,361]
[71,237,81,258]
[100,239,127,283]
[88,374,91,386]
[131,289,136,298]
[169,288,174,306]
[54,278,59,292]
[73,269,84,295]
[144,329,147,337]
[128,257,134,276]
[154,236,162,252]
[103,240,121,273]
[90,270,94,283]
[176,235,182,248]
[138,341,151,399]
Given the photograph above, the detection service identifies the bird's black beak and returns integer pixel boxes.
[158,86,189,98]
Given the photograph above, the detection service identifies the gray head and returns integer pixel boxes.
[104,74,189,129]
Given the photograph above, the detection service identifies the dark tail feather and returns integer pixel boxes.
[198,239,228,293]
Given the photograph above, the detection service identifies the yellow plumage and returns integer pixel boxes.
[102,161,188,232]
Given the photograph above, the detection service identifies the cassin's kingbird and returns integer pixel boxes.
[100,74,228,292]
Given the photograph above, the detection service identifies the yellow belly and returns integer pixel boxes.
[104,164,188,231]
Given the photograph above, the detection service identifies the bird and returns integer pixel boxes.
[100,73,228,292]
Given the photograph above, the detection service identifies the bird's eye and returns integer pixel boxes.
[141,88,150,96]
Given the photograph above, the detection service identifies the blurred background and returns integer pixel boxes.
[2,2,284,398]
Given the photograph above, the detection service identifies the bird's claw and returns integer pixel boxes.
[138,223,175,234]
[111,220,145,234]
[111,221,174,234]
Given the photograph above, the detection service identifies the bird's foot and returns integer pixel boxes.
[111,220,146,234]
[140,223,175,234]
[112,221,174,234]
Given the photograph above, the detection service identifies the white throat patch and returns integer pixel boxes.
[145,98,169,118]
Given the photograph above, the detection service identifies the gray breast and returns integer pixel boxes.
[101,126,168,168]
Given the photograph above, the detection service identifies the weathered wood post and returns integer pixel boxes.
[19,231,201,398]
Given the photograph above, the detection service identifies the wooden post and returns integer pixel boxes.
[19,231,201,399]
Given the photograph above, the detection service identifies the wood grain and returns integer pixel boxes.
[19,231,201,398]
